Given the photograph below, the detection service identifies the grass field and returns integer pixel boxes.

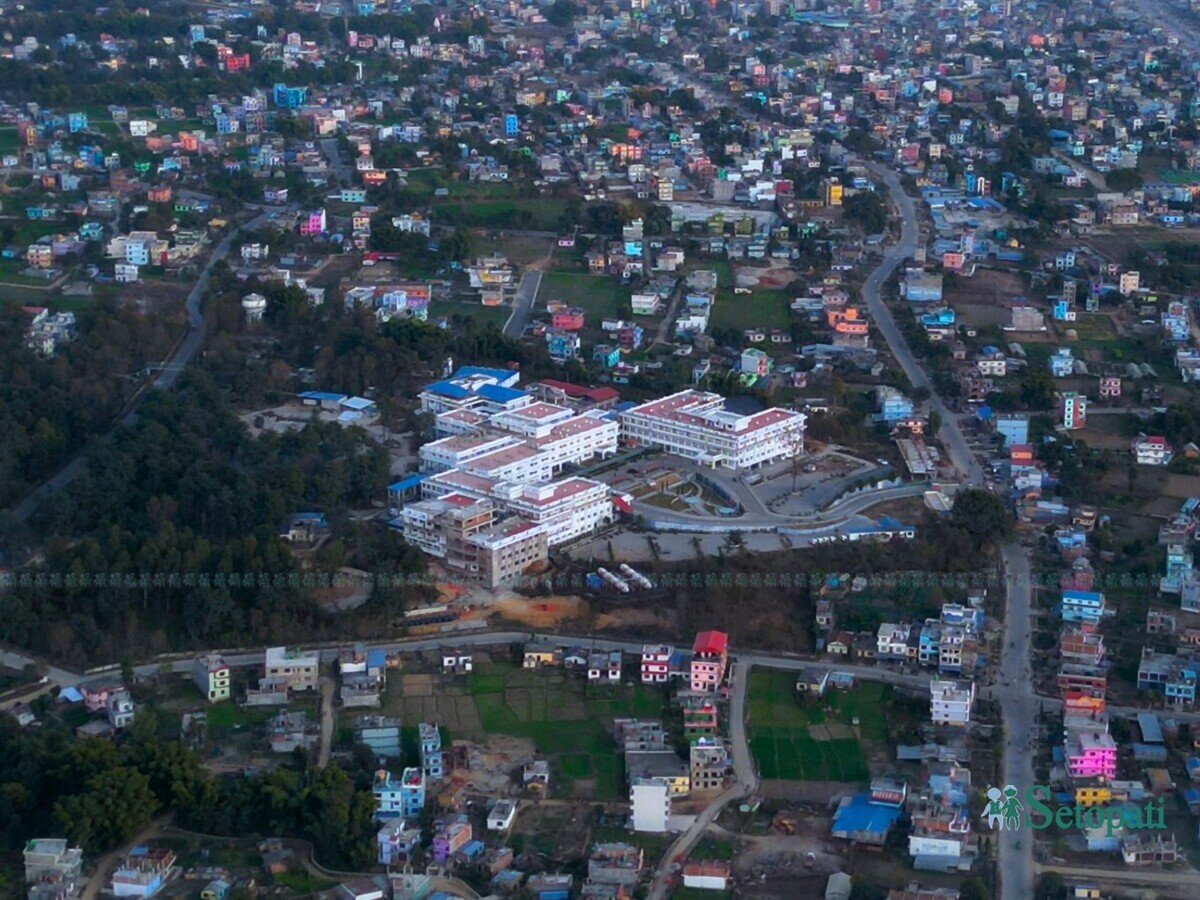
[433,198,568,231]
[207,700,288,732]
[427,299,511,329]
[540,271,629,320]
[468,662,666,799]
[746,670,883,781]
[710,289,792,332]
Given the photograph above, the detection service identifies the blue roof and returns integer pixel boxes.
[299,390,346,401]
[476,384,526,403]
[425,380,471,399]
[832,792,901,835]
[1137,712,1163,743]
[1183,788,1200,803]
[367,649,387,668]
[452,365,513,382]
[389,474,426,492]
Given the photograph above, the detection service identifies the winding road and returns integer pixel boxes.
[11,210,274,525]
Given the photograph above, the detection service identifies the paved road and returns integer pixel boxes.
[647,659,756,900]
[861,164,983,487]
[859,165,1043,895]
[11,211,273,525]
[996,545,1036,900]
[320,137,353,186]
[503,269,543,339]
[317,675,335,768]
[632,481,929,530]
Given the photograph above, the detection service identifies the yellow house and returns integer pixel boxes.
[662,773,690,796]
[522,646,560,669]
[1074,785,1112,807]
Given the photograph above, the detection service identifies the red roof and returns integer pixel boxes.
[692,630,728,654]
[538,378,620,403]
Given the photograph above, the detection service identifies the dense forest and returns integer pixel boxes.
[0,710,378,887]
[0,299,180,512]
[5,373,428,663]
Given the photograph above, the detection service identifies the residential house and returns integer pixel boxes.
[929,680,975,727]
[373,768,425,819]
[630,777,671,833]
[1062,590,1106,625]
[1137,647,1198,706]
[265,646,319,692]
[24,839,83,898]
[192,653,230,702]
[689,631,728,693]
[640,645,673,684]
[377,820,421,866]
[111,846,175,898]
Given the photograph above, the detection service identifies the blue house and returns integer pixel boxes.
[920,307,955,328]
[1052,298,1075,321]
[593,344,620,368]
[68,112,88,133]
[504,113,519,137]
[273,83,308,109]
[1061,590,1106,624]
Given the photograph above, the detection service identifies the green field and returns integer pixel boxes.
[207,700,288,732]
[539,271,629,320]
[433,198,568,231]
[710,289,792,332]
[746,670,884,781]
[469,662,666,799]
[426,299,511,329]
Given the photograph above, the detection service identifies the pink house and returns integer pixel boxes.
[299,209,327,236]
[690,631,729,693]
[78,678,124,713]
[551,308,585,330]
[1066,730,1117,779]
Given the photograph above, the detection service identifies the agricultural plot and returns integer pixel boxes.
[746,670,886,782]
[539,271,629,320]
[468,662,666,799]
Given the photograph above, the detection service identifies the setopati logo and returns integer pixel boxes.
[982,784,1167,836]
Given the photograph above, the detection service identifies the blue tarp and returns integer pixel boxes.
[832,792,901,837]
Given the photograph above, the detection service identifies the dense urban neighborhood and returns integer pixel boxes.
[6,0,1200,898]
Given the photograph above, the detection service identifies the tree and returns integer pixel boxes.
[1105,167,1143,193]
[842,190,888,234]
[54,767,158,853]
[949,488,1014,546]
[545,0,578,27]
[1034,872,1067,900]
[959,878,989,900]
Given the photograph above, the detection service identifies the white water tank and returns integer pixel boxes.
[241,292,267,322]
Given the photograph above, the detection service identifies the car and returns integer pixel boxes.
[734,287,751,294]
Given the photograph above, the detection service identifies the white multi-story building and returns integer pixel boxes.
[640,645,673,683]
[619,390,806,470]
[1132,436,1173,466]
[265,646,319,692]
[192,652,231,702]
[630,777,671,833]
[420,433,528,473]
[494,478,613,545]
[114,263,139,283]
[877,623,910,659]
[929,679,975,727]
